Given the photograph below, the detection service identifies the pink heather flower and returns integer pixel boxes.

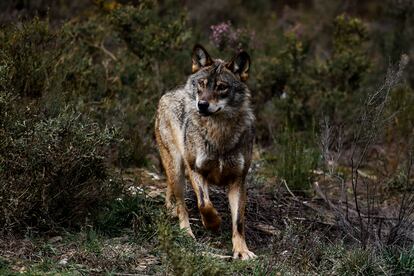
[210,21,232,49]
[209,21,255,51]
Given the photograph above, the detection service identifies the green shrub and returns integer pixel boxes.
[54,1,191,166]
[0,93,120,232]
[0,3,192,232]
[320,14,370,121]
[109,0,189,62]
[254,32,314,136]
[0,1,190,167]
[0,18,64,98]
[254,14,370,140]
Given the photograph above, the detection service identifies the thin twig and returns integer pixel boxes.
[282,178,297,199]
[99,40,118,61]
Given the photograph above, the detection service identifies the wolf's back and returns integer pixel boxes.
[155,88,189,153]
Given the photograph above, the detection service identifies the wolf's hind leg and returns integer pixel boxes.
[165,181,176,217]
[159,145,194,238]
[188,170,221,231]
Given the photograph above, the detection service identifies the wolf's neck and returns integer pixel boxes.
[195,108,253,153]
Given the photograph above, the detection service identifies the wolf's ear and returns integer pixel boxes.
[226,51,250,82]
[192,44,213,73]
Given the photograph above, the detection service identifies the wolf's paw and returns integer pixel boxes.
[179,224,195,239]
[233,249,257,260]
[187,228,196,239]
[200,205,221,232]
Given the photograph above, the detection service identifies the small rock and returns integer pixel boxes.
[48,236,62,244]
[58,258,68,266]
[146,171,161,180]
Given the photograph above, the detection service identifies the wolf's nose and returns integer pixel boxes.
[197,101,209,112]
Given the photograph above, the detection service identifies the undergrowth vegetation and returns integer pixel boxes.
[0,0,413,274]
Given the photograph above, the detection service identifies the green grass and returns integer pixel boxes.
[2,191,414,275]
[263,127,319,195]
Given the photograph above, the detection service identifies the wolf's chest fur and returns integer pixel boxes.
[194,153,244,186]
[184,115,249,186]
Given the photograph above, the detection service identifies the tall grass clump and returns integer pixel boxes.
[262,127,319,195]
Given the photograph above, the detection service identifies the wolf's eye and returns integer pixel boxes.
[217,83,228,91]
[218,92,228,99]
[198,79,206,87]
[218,89,229,98]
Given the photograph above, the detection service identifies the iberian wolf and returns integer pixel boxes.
[155,44,256,260]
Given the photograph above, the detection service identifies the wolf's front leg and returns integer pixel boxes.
[228,180,256,260]
[188,170,221,231]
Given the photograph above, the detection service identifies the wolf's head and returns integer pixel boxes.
[187,44,251,117]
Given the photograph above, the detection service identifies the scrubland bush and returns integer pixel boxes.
[0,0,190,233]
[0,18,59,98]
[253,14,370,138]
[247,15,371,194]
[0,91,120,232]
[106,0,190,166]
[0,16,114,232]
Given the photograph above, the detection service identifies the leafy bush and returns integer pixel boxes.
[109,0,189,62]
[320,14,370,121]
[254,14,370,140]
[105,1,190,166]
[0,0,192,233]
[0,18,60,98]
[0,28,121,230]
[0,94,120,232]
[0,0,191,168]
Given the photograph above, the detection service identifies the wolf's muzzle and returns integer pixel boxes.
[197,100,209,112]
[197,100,210,116]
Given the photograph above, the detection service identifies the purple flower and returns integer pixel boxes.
[209,21,255,51]
[210,21,232,49]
